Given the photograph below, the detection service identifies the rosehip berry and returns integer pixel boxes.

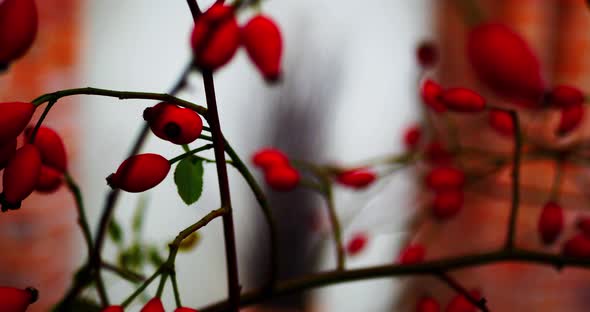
[445,290,481,312]
[416,296,440,312]
[265,165,300,191]
[0,286,37,312]
[191,4,240,71]
[241,15,283,82]
[252,148,289,170]
[0,137,17,169]
[346,232,368,256]
[107,154,170,193]
[425,141,452,165]
[25,126,68,172]
[336,168,377,189]
[403,125,422,150]
[439,88,486,113]
[141,298,165,312]
[101,306,124,312]
[36,165,63,193]
[576,216,590,237]
[548,85,585,108]
[0,102,35,145]
[398,244,426,265]
[425,167,465,190]
[421,79,446,113]
[1,144,41,210]
[562,233,590,258]
[432,189,463,219]
[175,307,199,312]
[416,41,438,69]
[557,102,584,136]
[488,109,514,137]
[537,201,564,245]
[144,102,203,145]
[468,23,545,107]
[0,0,38,66]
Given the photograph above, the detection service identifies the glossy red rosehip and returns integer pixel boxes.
[1,144,41,209]
[416,41,438,69]
[175,307,199,312]
[0,137,17,169]
[191,4,240,71]
[346,232,368,256]
[242,15,283,82]
[440,88,486,113]
[403,125,422,150]
[416,296,440,312]
[0,0,38,66]
[0,286,37,312]
[144,102,203,145]
[468,23,545,108]
[398,244,426,265]
[141,298,165,312]
[425,141,452,165]
[36,165,63,193]
[336,168,377,189]
[265,165,300,191]
[25,126,68,172]
[538,201,564,245]
[549,85,585,108]
[421,79,446,113]
[488,109,514,137]
[557,102,584,136]
[252,148,289,170]
[107,154,170,193]
[0,102,35,145]
[101,306,124,312]
[562,233,590,258]
[445,290,481,312]
[432,189,463,219]
[576,216,590,237]
[425,167,465,190]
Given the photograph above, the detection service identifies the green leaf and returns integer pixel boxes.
[132,195,149,235]
[148,246,165,267]
[108,218,123,245]
[178,232,201,252]
[174,156,205,205]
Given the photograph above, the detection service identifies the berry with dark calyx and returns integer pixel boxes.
[241,14,283,82]
[557,102,584,136]
[25,126,68,172]
[0,286,38,312]
[416,296,440,312]
[36,165,63,193]
[562,233,590,259]
[432,189,463,219]
[265,165,300,191]
[425,140,452,165]
[252,148,289,170]
[191,4,240,71]
[445,290,481,312]
[576,216,590,237]
[548,85,585,108]
[538,201,564,245]
[101,306,124,312]
[0,0,38,66]
[1,144,41,210]
[440,87,486,113]
[398,244,426,265]
[421,79,446,113]
[346,232,368,256]
[336,168,377,189]
[488,109,514,137]
[175,307,199,312]
[425,167,465,190]
[144,102,203,145]
[0,102,35,145]
[141,298,165,312]
[107,154,170,193]
[0,137,17,169]
[403,125,422,150]
[416,41,438,68]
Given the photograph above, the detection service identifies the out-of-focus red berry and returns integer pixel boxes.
[416,296,440,312]
[252,148,289,170]
[265,165,300,191]
[432,189,463,220]
[404,125,422,150]
[425,167,465,190]
[440,88,486,113]
[445,290,481,312]
[425,141,452,165]
[576,216,590,238]
[398,244,426,265]
[488,109,514,137]
[346,232,368,256]
[537,201,564,245]
[416,41,438,68]
[557,102,584,136]
[562,233,590,259]
[549,85,585,108]
[0,0,38,66]
[421,79,446,113]
[336,168,377,189]
[241,15,283,82]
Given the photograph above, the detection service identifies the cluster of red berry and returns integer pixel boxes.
[416,290,482,312]
[538,202,590,259]
[101,297,198,312]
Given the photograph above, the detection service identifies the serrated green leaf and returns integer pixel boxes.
[174,157,204,205]
[108,218,123,245]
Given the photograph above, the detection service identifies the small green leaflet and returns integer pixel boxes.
[174,156,204,205]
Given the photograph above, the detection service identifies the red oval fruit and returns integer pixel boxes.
[416,41,438,69]
[141,298,165,312]
[403,125,422,150]
[346,232,368,256]
[432,189,463,219]
[416,296,440,312]
[107,154,171,193]
[557,102,584,136]
[191,4,240,71]
[0,102,35,145]
[425,167,465,190]
[0,0,38,66]
[425,141,452,165]
[488,109,514,137]
[36,165,63,193]
[336,168,377,189]
[576,216,590,237]
[252,148,289,170]
[0,137,17,169]
[101,306,124,312]
[468,23,545,108]
[0,286,37,312]
[398,244,426,265]
[144,103,203,145]
[265,165,300,191]
[241,15,283,82]
[25,126,68,172]
[1,144,41,210]
[549,85,585,108]
[445,290,481,312]
[175,307,199,312]
[440,87,486,113]
[562,233,590,258]
[538,201,564,245]
[421,79,446,113]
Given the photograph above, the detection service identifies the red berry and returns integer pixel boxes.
[141,298,165,312]
[36,165,63,193]
[416,296,440,312]
[0,286,37,312]
[0,0,38,66]
[336,168,377,189]
[557,102,584,136]
[488,109,514,137]
[398,244,426,265]
[0,102,35,145]
[576,216,590,237]
[432,189,463,219]
[1,144,41,210]
[265,165,300,191]
[538,201,564,245]
[425,141,452,165]
[440,88,486,113]
[25,126,68,172]
[416,41,438,68]
[468,23,545,107]
[346,232,368,256]
[562,233,590,258]
[421,79,446,113]
[403,125,422,150]
[107,154,170,193]
[0,137,17,169]
[175,307,199,312]
[549,85,585,108]
[101,306,124,312]
[252,148,289,170]
[241,15,283,82]
[445,290,481,312]
[425,167,465,190]
[144,103,203,145]
[191,4,240,71]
